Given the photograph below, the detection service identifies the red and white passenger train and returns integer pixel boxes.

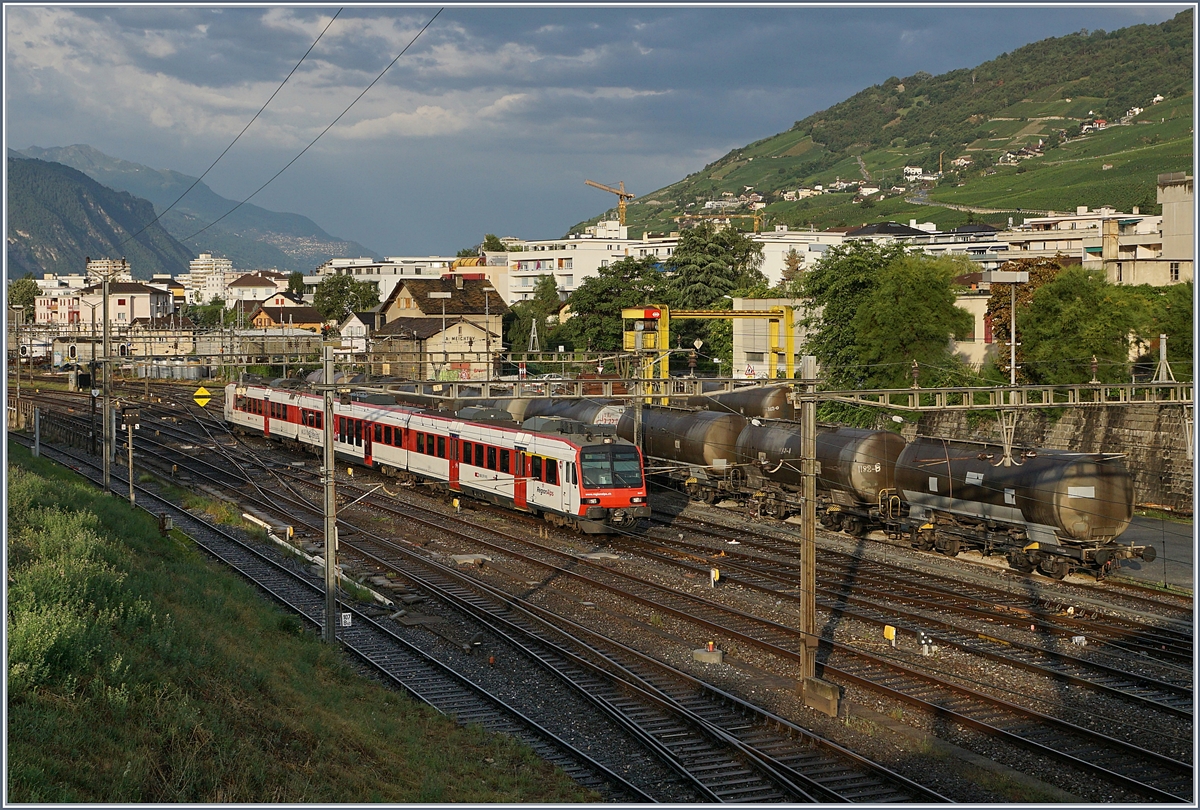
[224,382,650,534]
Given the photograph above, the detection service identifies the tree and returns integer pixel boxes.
[1018,266,1154,384]
[851,255,975,388]
[985,257,1064,382]
[481,234,507,253]
[1148,281,1194,380]
[187,296,227,328]
[456,245,479,258]
[663,223,764,309]
[798,240,911,388]
[312,275,380,321]
[555,257,664,352]
[506,275,564,353]
[8,274,39,320]
[778,248,804,288]
[287,271,306,297]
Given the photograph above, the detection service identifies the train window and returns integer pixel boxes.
[462,441,472,463]
[486,446,497,470]
[546,460,558,485]
[437,436,446,458]
[426,433,437,455]
[581,451,611,486]
[475,444,484,467]
[612,447,643,487]
[416,433,425,454]
[500,449,510,474]
[354,420,362,446]
[374,423,382,443]
[315,412,322,430]
[394,427,403,446]
[384,426,392,445]
[531,456,542,481]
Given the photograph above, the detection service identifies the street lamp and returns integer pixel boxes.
[985,270,1030,385]
[428,291,451,380]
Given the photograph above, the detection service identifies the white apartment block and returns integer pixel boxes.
[311,256,456,303]
[184,252,236,305]
[495,221,847,305]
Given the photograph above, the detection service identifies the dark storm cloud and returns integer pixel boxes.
[6,4,1186,254]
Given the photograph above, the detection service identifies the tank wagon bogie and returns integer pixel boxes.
[223,382,649,534]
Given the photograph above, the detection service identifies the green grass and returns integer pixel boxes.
[6,442,595,803]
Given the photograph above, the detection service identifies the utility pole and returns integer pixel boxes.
[102,268,113,493]
[428,291,451,380]
[484,285,494,380]
[798,355,817,681]
[322,344,339,644]
[794,355,840,717]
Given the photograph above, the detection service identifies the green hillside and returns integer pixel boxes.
[572,10,1193,235]
[6,157,195,280]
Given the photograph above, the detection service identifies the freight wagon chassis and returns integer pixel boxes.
[888,512,1155,580]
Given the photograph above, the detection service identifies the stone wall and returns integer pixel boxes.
[907,405,1194,514]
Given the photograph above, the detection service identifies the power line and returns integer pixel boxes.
[121,9,344,248]
[181,7,443,245]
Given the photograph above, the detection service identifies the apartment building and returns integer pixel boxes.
[310,256,456,303]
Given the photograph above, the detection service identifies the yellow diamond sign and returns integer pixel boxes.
[193,386,212,408]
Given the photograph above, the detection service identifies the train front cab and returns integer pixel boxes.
[575,442,650,533]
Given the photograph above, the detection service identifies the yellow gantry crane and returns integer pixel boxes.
[584,180,635,225]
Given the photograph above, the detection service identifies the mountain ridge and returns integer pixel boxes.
[17,144,378,272]
[6,155,196,280]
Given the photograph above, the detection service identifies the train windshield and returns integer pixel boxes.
[580,446,643,489]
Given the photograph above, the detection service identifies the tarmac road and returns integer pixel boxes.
[1111,515,1195,591]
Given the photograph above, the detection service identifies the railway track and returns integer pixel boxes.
[18,389,1195,801]
[654,509,1194,669]
[8,433,654,803]
[217,453,1194,803]
[15,406,946,803]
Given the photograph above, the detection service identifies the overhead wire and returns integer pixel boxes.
[180,7,444,245]
[120,8,344,248]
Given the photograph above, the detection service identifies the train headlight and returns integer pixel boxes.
[582,497,600,504]
[630,496,645,503]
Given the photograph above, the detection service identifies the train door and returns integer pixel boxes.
[262,396,271,438]
[363,421,373,467]
[448,422,464,491]
[513,451,527,508]
[563,458,579,516]
[449,438,461,491]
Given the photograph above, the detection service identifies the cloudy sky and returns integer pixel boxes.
[6,4,1184,257]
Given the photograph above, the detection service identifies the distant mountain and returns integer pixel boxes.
[572,9,1193,236]
[6,155,195,280]
[17,144,378,272]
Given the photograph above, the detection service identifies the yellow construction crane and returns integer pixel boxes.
[673,212,764,233]
[584,180,635,225]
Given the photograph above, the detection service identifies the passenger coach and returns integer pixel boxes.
[224,382,649,534]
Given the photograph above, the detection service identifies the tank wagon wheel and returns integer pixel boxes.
[938,538,961,557]
[1039,558,1069,580]
[822,513,844,532]
[842,516,867,538]
[1006,553,1036,574]
[912,528,935,551]
[702,488,718,505]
